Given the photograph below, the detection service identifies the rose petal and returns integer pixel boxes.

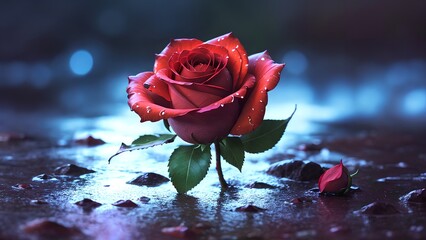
[230,51,284,135]
[172,44,229,84]
[127,72,197,122]
[207,33,249,90]
[198,74,256,113]
[168,101,241,144]
[170,84,224,108]
[154,39,203,73]
[130,73,170,102]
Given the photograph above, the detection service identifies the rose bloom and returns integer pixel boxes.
[127,33,284,144]
[318,160,350,193]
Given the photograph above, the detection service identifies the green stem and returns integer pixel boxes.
[214,141,228,190]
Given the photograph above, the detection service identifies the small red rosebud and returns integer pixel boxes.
[318,160,353,194]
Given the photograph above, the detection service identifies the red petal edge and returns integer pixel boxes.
[230,51,285,135]
[127,72,197,122]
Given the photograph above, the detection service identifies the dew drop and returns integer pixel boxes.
[136,105,140,108]
[235,92,240,96]
[260,57,265,61]
[232,48,236,52]
[259,100,263,103]
[220,104,224,107]
[235,45,239,48]
[146,106,152,113]
[159,110,166,116]
[266,79,270,82]
[221,37,225,41]
[248,116,254,126]
[264,87,268,90]
[245,64,249,67]
[152,85,156,88]
[241,96,244,99]
[226,56,229,59]
[251,108,255,111]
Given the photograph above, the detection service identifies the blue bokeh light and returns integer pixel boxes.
[402,89,426,116]
[69,50,93,76]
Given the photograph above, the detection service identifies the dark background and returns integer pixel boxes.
[1,0,426,128]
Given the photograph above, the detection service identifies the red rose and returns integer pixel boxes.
[127,33,284,144]
[318,160,351,194]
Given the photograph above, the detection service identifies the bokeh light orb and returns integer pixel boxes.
[69,50,93,76]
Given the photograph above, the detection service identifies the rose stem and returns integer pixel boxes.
[214,141,228,190]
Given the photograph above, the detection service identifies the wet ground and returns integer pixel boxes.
[1,109,426,240]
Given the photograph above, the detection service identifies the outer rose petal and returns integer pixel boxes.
[130,73,170,102]
[168,101,241,144]
[127,72,197,122]
[167,74,256,144]
[198,74,256,113]
[154,39,203,73]
[230,51,285,135]
[207,33,249,90]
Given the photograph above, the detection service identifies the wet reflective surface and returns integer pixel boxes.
[1,107,425,240]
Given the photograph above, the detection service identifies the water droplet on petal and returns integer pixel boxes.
[261,57,265,61]
[235,45,239,48]
[136,105,140,108]
[230,95,235,102]
[220,104,224,107]
[146,106,152,113]
[231,48,236,52]
[245,64,249,67]
[159,110,166,116]
[259,100,263,103]
[248,116,254,126]
[235,93,240,96]
[251,108,255,111]
[226,56,229,59]
[152,85,156,88]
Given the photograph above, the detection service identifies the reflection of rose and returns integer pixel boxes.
[318,161,350,193]
[127,33,284,144]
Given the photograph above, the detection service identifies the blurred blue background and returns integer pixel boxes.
[1,0,426,132]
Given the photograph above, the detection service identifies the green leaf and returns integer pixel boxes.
[220,137,245,172]
[168,145,211,193]
[241,107,296,153]
[108,134,176,163]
